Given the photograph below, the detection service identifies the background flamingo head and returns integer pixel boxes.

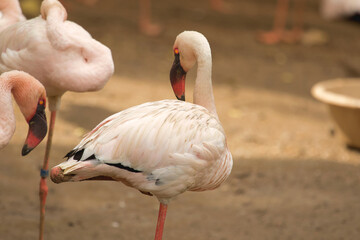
[8,71,48,155]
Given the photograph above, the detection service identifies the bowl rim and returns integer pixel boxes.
[311,78,360,108]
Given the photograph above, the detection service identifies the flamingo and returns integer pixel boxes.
[257,0,305,44]
[0,0,25,32]
[58,0,162,36]
[321,0,360,20]
[0,0,114,239]
[60,0,228,36]
[138,0,230,36]
[258,0,360,44]
[59,0,162,36]
[0,70,47,154]
[50,31,233,240]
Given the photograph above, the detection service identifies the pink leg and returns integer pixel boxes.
[39,111,56,240]
[209,0,231,14]
[258,0,290,45]
[282,0,305,43]
[154,203,168,240]
[139,0,162,36]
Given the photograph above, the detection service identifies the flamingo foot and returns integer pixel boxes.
[210,0,233,14]
[257,29,303,45]
[139,21,162,37]
[281,29,303,44]
[257,30,283,45]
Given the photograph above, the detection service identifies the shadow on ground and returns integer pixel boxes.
[1,146,360,239]
[59,103,117,130]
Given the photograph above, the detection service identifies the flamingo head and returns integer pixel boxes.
[10,72,48,156]
[170,31,209,101]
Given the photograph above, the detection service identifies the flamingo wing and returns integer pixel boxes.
[58,100,228,196]
[0,18,48,73]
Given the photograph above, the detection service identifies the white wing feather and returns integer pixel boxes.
[74,100,225,168]
[57,100,232,201]
[68,100,230,193]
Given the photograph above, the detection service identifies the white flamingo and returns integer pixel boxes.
[0,0,114,239]
[0,70,47,153]
[50,31,233,240]
[321,0,360,20]
[0,0,25,32]
[258,0,360,45]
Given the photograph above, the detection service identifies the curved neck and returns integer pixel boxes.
[0,80,16,149]
[193,54,218,118]
[41,0,70,50]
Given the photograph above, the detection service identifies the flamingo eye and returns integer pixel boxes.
[39,99,44,105]
[174,48,179,54]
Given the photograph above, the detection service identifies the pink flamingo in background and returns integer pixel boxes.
[321,0,360,20]
[0,0,25,32]
[60,0,229,36]
[0,70,47,154]
[138,0,231,36]
[0,0,114,239]
[50,31,233,240]
[258,0,306,44]
[258,0,360,44]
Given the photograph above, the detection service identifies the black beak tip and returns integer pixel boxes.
[177,95,185,101]
[21,144,33,156]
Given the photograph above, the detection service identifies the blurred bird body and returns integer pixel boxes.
[0,1,114,239]
[0,0,114,109]
[0,0,25,32]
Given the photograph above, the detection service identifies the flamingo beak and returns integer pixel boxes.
[170,52,186,101]
[22,103,48,156]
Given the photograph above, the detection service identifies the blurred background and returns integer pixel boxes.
[1,0,360,239]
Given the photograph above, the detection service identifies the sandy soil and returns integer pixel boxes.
[1,0,360,239]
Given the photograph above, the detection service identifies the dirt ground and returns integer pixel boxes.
[1,0,360,239]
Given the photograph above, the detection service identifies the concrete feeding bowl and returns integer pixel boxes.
[312,79,360,148]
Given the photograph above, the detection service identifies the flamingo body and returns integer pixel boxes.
[52,100,232,203]
[0,1,114,238]
[0,0,114,102]
[0,0,25,33]
[321,0,360,20]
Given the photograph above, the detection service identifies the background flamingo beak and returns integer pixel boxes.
[22,105,48,156]
[170,53,186,101]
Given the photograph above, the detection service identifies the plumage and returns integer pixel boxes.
[0,1,114,239]
[57,100,231,202]
[0,0,114,105]
[321,0,360,20]
[0,0,25,33]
